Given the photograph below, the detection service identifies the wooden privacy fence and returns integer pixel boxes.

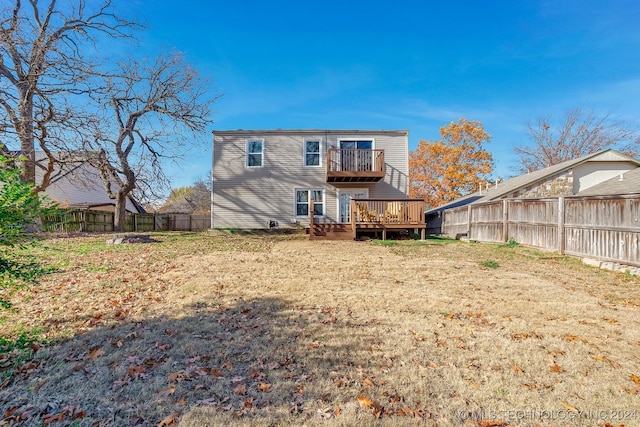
[43,210,211,232]
[431,195,640,267]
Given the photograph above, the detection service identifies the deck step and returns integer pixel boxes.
[310,224,353,240]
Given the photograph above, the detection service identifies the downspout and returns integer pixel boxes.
[210,130,215,229]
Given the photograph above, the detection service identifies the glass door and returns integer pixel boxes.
[338,189,368,223]
[339,140,373,171]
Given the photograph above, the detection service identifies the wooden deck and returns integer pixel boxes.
[309,198,426,240]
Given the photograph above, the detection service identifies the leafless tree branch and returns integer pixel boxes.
[514,108,639,173]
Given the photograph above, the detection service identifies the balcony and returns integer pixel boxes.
[326,149,385,183]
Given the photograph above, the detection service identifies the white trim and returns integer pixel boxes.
[293,188,326,218]
[245,138,264,168]
[303,138,323,168]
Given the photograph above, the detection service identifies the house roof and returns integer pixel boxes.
[213,129,409,136]
[13,151,146,213]
[576,167,640,196]
[427,149,640,214]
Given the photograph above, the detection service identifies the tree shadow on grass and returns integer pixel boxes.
[0,296,434,426]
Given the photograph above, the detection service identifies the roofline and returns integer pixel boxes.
[212,129,409,136]
[483,149,640,201]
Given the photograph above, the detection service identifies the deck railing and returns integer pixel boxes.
[350,199,426,225]
[326,149,385,182]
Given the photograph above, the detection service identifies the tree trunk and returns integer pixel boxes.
[114,192,128,232]
[18,91,36,184]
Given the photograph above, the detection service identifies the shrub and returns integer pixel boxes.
[0,155,55,307]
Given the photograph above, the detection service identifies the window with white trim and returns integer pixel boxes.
[304,139,321,167]
[246,139,264,167]
[295,189,324,217]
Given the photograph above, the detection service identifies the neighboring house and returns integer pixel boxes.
[212,129,410,229]
[32,152,145,214]
[576,167,640,196]
[426,149,640,231]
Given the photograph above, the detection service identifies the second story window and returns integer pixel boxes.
[246,139,264,167]
[304,139,321,167]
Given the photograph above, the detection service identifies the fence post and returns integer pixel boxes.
[466,204,472,239]
[558,196,565,255]
[502,199,509,242]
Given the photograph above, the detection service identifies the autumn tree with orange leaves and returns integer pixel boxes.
[409,119,494,209]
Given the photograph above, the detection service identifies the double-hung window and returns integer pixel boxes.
[304,139,321,167]
[295,189,324,217]
[246,139,264,167]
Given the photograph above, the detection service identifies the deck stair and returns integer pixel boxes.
[309,223,353,240]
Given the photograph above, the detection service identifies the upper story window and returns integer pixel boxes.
[246,139,264,167]
[304,139,321,167]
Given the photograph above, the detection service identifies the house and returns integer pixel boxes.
[426,149,640,233]
[33,152,145,214]
[576,167,640,196]
[212,129,425,239]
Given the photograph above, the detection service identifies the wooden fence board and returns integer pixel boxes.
[436,194,640,266]
[42,210,211,233]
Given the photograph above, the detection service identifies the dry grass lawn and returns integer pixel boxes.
[1,231,639,427]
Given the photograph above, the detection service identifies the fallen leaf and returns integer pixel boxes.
[409,330,427,341]
[335,406,341,416]
[630,373,640,384]
[362,378,375,387]
[559,401,578,413]
[168,372,184,382]
[308,341,320,349]
[196,397,217,406]
[357,395,373,409]
[159,385,176,396]
[551,364,563,373]
[243,397,253,409]
[87,347,104,361]
[511,364,524,374]
[258,382,272,392]
[590,354,621,368]
[478,421,509,427]
[233,383,247,395]
[210,368,224,377]
[317,408,332,419]
[157,412,179,427]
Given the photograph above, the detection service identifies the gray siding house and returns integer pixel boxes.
[212,129,409,229]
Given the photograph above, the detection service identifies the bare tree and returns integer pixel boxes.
[514,108,639,173]
[162,171,212,213]
[84,52,219,231]
[0,0,137,189]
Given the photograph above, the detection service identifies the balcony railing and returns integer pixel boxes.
[326,149,385,183]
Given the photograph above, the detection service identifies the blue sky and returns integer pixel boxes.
[125,0,640,189]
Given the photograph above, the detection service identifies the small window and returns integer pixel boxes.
[304,139,321,167]
[295,189,324,217]
[246,139,264,167]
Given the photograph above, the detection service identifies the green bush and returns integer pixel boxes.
[0,155,55,307]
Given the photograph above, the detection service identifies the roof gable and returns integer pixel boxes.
[427,149,640,213]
